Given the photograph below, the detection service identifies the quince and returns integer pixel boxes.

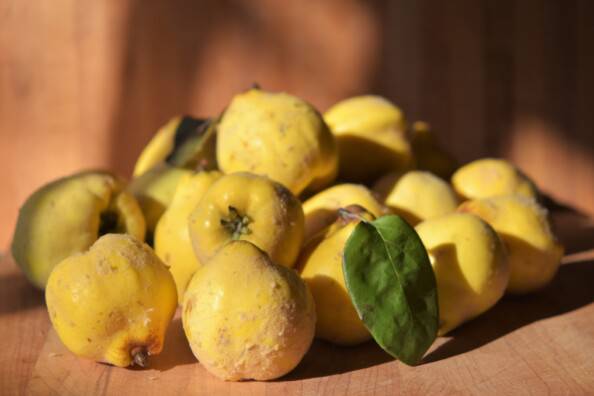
[373,170,458,226]
[188,172,304,268]
[324,95,414,182]
[46,234,177,367]
[459,195,563,294]
[133,116,217,177]
[154,171,222,303]
[298,206,374,345]
[216,88,338,195]
[182,240,315,381]
[11,171,145,289]
[452,158,538,200]
[416,213,509,335]
[301,183,387,242]
[410,121,457,179]
[128,163,193,244]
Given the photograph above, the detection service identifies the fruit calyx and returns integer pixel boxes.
[220,206,252,240]
[131,346,149,368]
[98,210,120,236]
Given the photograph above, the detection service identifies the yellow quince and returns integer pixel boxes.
[301,183,387,242]
[298,206,374,345]
[459,195,563,294]
[416,213,509,335]
[183,240,316,381]
[324,95,414,182]
[11,171,145,289]
[46,234,177,367]
[452,158,539,200]
[188,172,304,268]
[216,88,338,195]
[154,171,222,303]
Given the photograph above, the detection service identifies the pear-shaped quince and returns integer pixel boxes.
[183,240,315,381]
[46,234,177,367]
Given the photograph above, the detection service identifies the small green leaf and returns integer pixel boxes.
[343,215,438,365]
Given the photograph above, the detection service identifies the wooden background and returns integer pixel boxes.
[1,0,593,248]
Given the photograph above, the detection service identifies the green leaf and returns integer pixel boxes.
[343,215,438,365]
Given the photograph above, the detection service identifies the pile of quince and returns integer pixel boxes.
[11,88,563,381]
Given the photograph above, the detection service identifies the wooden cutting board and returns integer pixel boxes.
[2,209,593,395]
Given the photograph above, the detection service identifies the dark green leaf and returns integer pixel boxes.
[343,215,438,365]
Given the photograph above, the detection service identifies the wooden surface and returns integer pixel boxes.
[1,208,593,395]
[1,0,594,248]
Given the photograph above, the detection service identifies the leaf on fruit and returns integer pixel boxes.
[343,215,438,365]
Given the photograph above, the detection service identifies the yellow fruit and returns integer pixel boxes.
[452,158,538,200]
[373,170,458,226]
[217,88,338,195]
[128,163,194,243]
[133,116,217,177]
[415,213,509,335]
[189,172,304,268]
[182,240,315,381]
[45,234,177,367]
[459,196,563,294]
[301,183,387,242]
[410,121,457,179]
[298,207,374,345]
[11,171,145,289]
[324,95,413,182]
[154,171,222,303]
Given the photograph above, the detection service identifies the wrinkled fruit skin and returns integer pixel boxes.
[302,183,387,242]
[416,213,509,335]
[373,170,458,226]
[459,196,563,294]
[452,158,539,200]
[11,171,145,289]
[154,171,222,303]
[324,95,413,183]
[182,241,316,381]
[189,172,304,268]
[298,215,373,346]
[128,163,194,243]
[217,88,338,195]
[46,234,177,367]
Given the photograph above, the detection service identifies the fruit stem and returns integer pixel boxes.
[131,347,148,368]
[220,206,252,240]
[337,205,370,224]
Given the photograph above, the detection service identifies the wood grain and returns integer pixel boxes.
[1,0,594,248]
[0,208,591,395]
